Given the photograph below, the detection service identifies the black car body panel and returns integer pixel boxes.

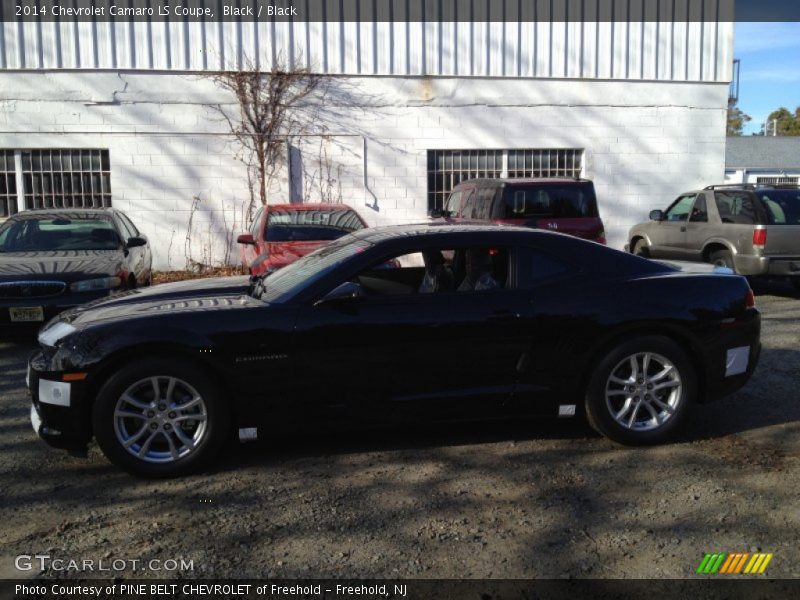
[0,209,153,330]
[27,224,761,454]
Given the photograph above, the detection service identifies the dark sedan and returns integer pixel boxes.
[0,209,152,329]
[27,224,760,477]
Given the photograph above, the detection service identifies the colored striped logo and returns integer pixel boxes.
[696,552,773,574]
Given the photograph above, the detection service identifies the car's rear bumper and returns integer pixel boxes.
[28,350,93,453]
[734,254,800,277]
[699,310,762,403]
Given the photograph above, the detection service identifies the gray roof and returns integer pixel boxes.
[726,136,800,169]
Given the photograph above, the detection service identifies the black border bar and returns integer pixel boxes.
[4,0,800,24]
[5,579,800,600]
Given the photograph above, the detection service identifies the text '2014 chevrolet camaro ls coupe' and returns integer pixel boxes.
[28,224,761,477]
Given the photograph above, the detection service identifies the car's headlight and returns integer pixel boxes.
[70,277,122,292]
[38,321,77,347]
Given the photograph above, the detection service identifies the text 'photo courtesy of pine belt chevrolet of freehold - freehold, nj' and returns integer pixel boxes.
[1,1,800,599]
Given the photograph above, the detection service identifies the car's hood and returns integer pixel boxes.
[61,275,257,327]
[0,250,126,282]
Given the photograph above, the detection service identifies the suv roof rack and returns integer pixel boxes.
[704,184,757,190]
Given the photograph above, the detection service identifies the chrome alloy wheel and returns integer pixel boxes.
[605,352,682,432]
[113,376,208,464]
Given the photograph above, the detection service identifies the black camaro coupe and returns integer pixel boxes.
[28,224,760,477]
[0,209,152,329]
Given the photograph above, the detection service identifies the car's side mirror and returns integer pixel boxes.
[649,210,665,222]
[237,233,256,245]
[126,236,147,248]
[314,281,366,307]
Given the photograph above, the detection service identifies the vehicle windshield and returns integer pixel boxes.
[758,189,800,225]
[0,217,119,252]
[265,209,364,242]
[255,235,372,302]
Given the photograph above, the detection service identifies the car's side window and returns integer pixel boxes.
[665,194,696,222]
[119,213,141,236]
[475,188,497,220]
[349,246,511,297]
[116,215,135,240]
[516,247,575,287]
[689,193,709,223]
[715,192,757,224]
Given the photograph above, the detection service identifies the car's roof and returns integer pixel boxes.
[266,203,358,211]
[6,208,117,220]
[454,177,592,187]
[350,221,549,241]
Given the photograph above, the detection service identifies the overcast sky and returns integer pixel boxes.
[734,22,800,134]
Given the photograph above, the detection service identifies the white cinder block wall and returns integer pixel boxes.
[0,72,728,269]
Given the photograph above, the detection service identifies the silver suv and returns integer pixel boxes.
[627,184,800,290]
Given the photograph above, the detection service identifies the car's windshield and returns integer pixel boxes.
[256,235,372,302]
[758,190,800,225]
[0,217,119,252]
[265,209,364,242]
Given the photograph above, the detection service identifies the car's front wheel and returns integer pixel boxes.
[585,336,696,445]
[92,358,229,477]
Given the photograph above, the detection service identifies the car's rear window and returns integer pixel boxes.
[758,190,800,225]
[265,208,364,242]
[0,217,119,252]
[502,183,599,219]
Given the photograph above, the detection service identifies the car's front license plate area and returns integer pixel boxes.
[9,306,44,322]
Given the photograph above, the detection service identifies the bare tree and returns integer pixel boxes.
[208,55,328,223]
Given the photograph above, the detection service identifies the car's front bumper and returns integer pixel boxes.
[28,351,93,453]
[1,290,112,331]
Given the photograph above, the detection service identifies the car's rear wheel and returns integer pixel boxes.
[92,358,229,477]
[585,336,696,445]
[709,248,734,271]
[632,239,650,258]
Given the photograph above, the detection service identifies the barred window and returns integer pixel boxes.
[427,149,583,213]
[22,149,111,211]
[0,151,16,218]
[756,176,798,185]
[507,149,583,178]
[427,150,504,213]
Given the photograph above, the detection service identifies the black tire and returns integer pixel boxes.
[585,336,697,446]
[709,248,734,271]
[92,358,229,478]
[632,239,650,258]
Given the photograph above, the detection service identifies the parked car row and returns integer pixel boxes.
[0,209,152,328]
[1,178,773,477]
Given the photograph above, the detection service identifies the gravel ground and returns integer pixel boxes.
[1,282,798,580]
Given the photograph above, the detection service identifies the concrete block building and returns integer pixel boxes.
[0,1,734,268]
